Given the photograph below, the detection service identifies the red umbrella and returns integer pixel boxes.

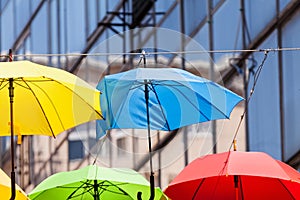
[164,151,300,200]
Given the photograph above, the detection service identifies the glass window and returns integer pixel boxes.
[155,0,177,11]
[248,31,281,160]
[69,140,84,160]
[15,0,30,37]
[50,0,58,54]
[117,137,127,156]
[31,4,48,54]
[186,25,212,78]
[65,0,85,52]
[1,1,14,50]
[280,0,291,11]
[213,0,222,7]
[87,0,97,37]
[184,0,206,35]
[282,10,300,160]
[0,0,10,11]
[213,0,243,63]
[245,0,276,39]
[160,3,179,31]
[193,24,209,52]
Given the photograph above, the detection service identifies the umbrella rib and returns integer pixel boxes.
[239,176,245,200]
[49,78,103,119]
[152,81,211,122]
[156,80,231,119]
[63,181,90,199]
[21,78,57,137]
[277,179,296,200]
[71,187,94,199]
[67,188,94,199]
[111,80,143,128]
[64,179,130,199]
[192,178,205,200]
[0,79,8,90]
[97,180,130,196]
[27,77,103,133]
[129,81,145,90]
[149,83,171,131]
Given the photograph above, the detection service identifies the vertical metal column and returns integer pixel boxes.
[207,0,217,153]
[84,0,89,40]
[240,0,249,151]
[180,0,189,167]
[47,0,54,175]
[276,0,285,161]
[63,0,69,68]
[105,0,113,168]
[57,0,62,68]
[122,0,126,67]
[47,0,52,65]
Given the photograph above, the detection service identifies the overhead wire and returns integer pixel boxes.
[1,47,300,58]
[228,50,269,151]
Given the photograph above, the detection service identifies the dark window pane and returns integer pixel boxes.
[69,140,84,160]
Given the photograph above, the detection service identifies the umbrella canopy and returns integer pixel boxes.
[0,60,103,200]
[28,165,168,200]
[97,67,243,135]
[164,151,300,200]
[96,67,243,199]
[0,60,102,136]
[0,168,29,200]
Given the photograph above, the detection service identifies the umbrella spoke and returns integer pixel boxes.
[111,81,142,128]
[155,79,230,119]
[0,79,9,90]
[62,180,130,199]
[68,188,94,199]
[129,81,145,90]
[239,176,245,200]
[153,82,211,122]
[97,180,129,196]
[58,181,87,199]
[149,83,171,131]
[48,78,103,119]
[192,178,205,200]
[277,179,296,200]
[21,78,58,138]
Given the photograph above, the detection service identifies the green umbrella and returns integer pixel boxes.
[28,165,168,200]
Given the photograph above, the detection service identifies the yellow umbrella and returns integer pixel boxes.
[0,168,29,200]
[0,60,103,199]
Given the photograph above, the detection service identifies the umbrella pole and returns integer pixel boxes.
[93,180,99,200]
[9,78,16,200]
[234,175,239,200]
[144,80,155,200]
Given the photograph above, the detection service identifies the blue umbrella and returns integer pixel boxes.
[96,67,243,199]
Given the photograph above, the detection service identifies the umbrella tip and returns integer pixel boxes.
[233,139,237,151]
[9,49,13,62]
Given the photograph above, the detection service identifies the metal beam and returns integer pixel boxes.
[221,0,300,84]
[11,0,47,51]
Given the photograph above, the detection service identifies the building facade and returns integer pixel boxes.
[0,0,298,192]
